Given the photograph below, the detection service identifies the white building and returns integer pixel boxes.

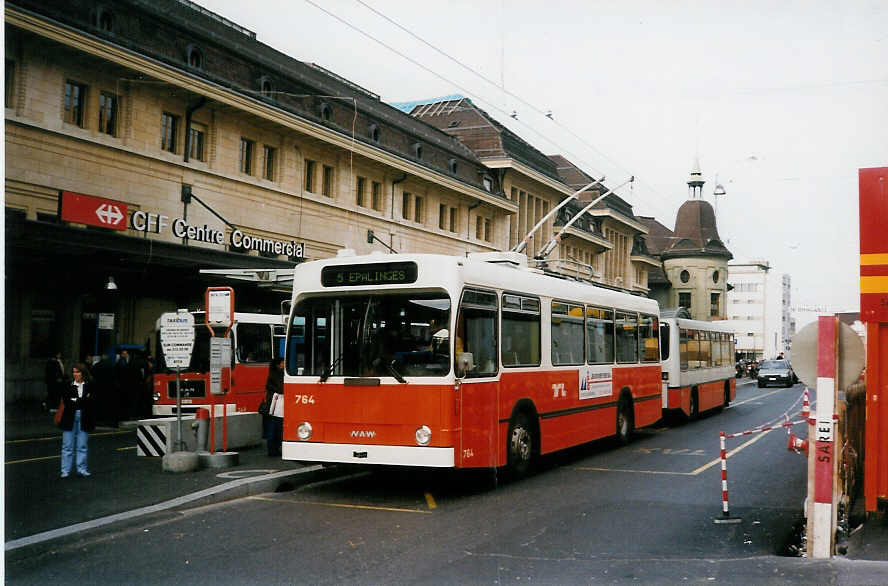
[726,261,793,360]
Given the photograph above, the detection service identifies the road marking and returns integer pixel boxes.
[5,430,132,445]
[6,454,60,465]
[730,388,786,407]
[424,491,437,510]
[248,495,432,514]
[216,469,279,479]
[575,427,778,477]
[633,448,706,456]
[117,446,137,452]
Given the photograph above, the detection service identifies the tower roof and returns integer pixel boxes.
[661,199,732,260]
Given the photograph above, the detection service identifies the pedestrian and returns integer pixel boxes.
[44,351,64,412]
[59,362,96,478]
[264,357,285,456]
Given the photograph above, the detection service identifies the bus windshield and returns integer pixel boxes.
[286,291,451,378]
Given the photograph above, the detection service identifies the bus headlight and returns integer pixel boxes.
[297,422,313,441]
[415,425,432,446]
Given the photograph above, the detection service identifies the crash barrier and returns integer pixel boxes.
[135,412,262,456]
[715,388,812,523]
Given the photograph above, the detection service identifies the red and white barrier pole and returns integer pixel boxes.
[717,432,738,521]
[801,388,810,420]
[810,316,838,558]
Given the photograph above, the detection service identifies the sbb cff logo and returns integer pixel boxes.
[60,191,127,231]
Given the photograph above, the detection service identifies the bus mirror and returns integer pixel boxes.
[280,299,291,319]
[456,352,474,378]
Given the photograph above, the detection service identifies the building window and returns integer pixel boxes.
[448,158,458,174]
[680,269,690,283]
[414,196,424,224]
[318,102,331,121]
[439,204,447,230]
[185,44,203,69]
[239,138,255,175]
[304,159,316,193]
[710,292,720,317]
[402,192,411,220]
[678,292,691,311]
[263,145,276,180]
[371,181,382,211]
[476,216,483,240]
[5,60,14,108]
[712,270,720,283]
[161,112,179,152]
[368,123,380,143]
[356,176,367,207]
[260,77,273,98]
[64,81,87,127]
[484,218,492,242]
[188,122,206,161]
[98,9,113,32]
[322,165,334,197]
[98,91,118,136]
[449,207,458,233]
[413,142,423,160]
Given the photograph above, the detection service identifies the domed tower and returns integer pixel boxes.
[661,160,733,321]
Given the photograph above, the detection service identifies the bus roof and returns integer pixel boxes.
[153,311,285,329]
[290,251,659,314]
[672,317,735,333]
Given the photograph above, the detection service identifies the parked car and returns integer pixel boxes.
[757,359,797,388]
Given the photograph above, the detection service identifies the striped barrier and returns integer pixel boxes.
[136,424,168,457]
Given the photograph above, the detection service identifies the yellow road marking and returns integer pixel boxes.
[424,491,437,510]
[5,430,132,445]
[575,427,778,477]
[117,446,137,451]
[6,454,60,465]
[248,495,432,514]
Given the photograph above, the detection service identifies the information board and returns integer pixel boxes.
[159,311,196,369]
[209,337,232,395]
[207,288,234,327]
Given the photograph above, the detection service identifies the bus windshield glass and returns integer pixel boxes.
[286,291,451,378]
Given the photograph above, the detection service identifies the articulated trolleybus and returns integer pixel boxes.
[659,309,736,419]
[281,251,662,476]
[153,311,286,416]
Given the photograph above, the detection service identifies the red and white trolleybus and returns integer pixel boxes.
[659,309,736,419]
[281,251,662,476]
[152,311,286,416]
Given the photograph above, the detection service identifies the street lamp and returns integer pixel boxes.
[713,180,727,217]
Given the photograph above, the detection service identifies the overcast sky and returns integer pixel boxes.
[201,0,888,326]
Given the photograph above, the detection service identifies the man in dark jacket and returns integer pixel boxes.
[44,351,64,412]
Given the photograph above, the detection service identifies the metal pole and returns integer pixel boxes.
[511,179,602,254]
[175,367,184,451]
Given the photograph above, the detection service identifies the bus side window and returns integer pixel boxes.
[236,323,273,363]
[456,289,498,377]
[660,322,670,361]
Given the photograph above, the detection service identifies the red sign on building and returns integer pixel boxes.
[60,191,128,231]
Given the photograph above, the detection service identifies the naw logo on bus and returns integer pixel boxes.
[350,430,376,439]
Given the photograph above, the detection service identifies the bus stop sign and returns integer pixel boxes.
[160,310,195,369]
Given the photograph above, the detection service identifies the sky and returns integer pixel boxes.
[201,0,888,327]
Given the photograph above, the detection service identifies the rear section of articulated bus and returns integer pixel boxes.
[280,261,459,468]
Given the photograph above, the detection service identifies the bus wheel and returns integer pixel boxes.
[616,397,634,445]
[507,412,534,478]
[689,389,699,420]
[723,385,731,408]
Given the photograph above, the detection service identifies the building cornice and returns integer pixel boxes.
[6,7,517,214]
[630,254,660,267]
[482,157,574,197]
[587,208,649,234]
[562,226,613,251]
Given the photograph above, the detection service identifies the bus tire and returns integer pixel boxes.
[507,412,534,479]
[689,388,699,420]
[616,395,634,445]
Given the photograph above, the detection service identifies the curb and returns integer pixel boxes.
[5,464,333,553]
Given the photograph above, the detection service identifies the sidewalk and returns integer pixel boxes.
[4,401,332,552]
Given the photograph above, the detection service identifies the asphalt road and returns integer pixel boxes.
[8,380,886,584]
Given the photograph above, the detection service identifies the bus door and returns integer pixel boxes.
[455,289,499,468]
[231,321,274,411]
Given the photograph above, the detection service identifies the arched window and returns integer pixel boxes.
[96,7,113,32]
[185,44,203,69]
[368,123,380,143]
[448,158,458,174]
[412,142,423,160]
[318,102,332,121]
[259,76,273,98]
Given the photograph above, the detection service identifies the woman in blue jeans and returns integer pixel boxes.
[59,363,96,478]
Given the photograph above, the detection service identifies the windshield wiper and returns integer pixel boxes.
[386,359,407,384]
[319,355,344,382]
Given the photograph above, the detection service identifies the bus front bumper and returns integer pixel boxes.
[282,442,455,467]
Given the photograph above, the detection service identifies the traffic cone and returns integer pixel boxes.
[801,388,810,419]
[787,432,808,455]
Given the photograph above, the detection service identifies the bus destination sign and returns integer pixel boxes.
[321,262,418,287]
